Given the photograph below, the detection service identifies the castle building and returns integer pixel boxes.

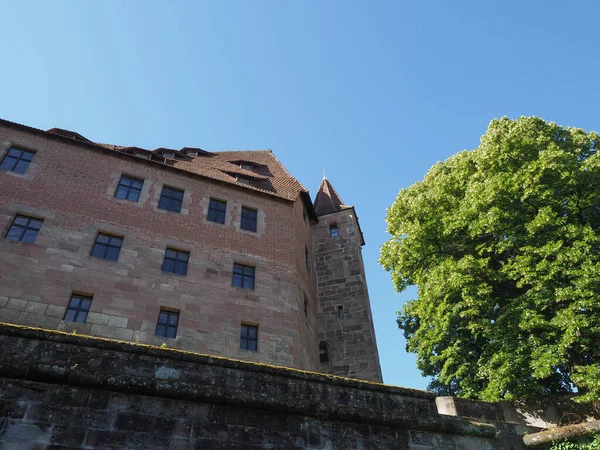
[0,118,382,382]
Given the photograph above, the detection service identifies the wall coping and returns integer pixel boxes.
[0,322,498,439]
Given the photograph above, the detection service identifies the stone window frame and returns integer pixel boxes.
[0,139,42,181]
[240,322,259,351]
[240,206,258,232]
[232,262,256,290]
[5,214,44,243]
[207,198,227,224]
[329,223,339,237]
[232,200,265,237]
[151,181,191,216]
[200,194,233,227]
[162,247,190,276]
[155,308,180,338]
[106,169,151,208]
[90,231,124,261]
[64,293,93,324]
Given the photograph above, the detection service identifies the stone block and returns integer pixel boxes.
[86,312,109,325]
[25,313,48,327]
[25,302,48,315]
[108,315,128,328]
[114,328,134,341]
[6,298,28,311]
[46,305,66,318]
[0,308,20,323]
[90,324,116,339]
[0,296,9,308]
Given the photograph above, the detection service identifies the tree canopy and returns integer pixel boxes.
[380,117,600,401]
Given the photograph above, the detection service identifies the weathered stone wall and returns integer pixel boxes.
[0,123,320,371]
[314,208,382,382]
[0,323,533,449]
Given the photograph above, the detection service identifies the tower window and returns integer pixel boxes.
[241,207,258,232]
[208,198,227,224]
[162,248,189,276]
[319,341,329,363]
[155,309,179,338]
[64,294,92,323]
[240,324,258,351]
[337,305,344,318]
[0,147,35,174]
[114,175,143,202]
[91,233,123,261]
[158,186,184,213]
[6,215,43,243]
[305,248,310,271]
[330,223,339,237]
[232,263,255,289]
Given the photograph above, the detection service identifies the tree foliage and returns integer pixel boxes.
[380,117,600,401]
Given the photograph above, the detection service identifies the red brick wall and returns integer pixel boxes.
[0,124,320,371]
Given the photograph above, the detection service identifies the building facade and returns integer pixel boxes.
[0,118,382,382]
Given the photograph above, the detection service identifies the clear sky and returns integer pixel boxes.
[2,0,600,389]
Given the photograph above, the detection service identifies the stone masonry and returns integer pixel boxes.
[0,323,540,449]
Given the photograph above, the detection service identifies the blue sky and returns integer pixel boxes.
[2,0,600,389]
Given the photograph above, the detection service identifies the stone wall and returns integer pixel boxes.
[0,123,320,372]
[314,208,382,382]
[0,323,534,449]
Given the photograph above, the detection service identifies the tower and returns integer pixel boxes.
[313,178,383,382]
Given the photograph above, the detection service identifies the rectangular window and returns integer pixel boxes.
[232,263,255,290]
[304,295,308,317]
[64,294,92,323]
[305,248,310,271]
[0,147,35,174]
[236,176,251,185]
[162,248,189,276]
[240,163,253,171]
[91,233,123,261]
[155,309,179,338]
[162,152,174,159]
[114,175,143,202]
[207,198,226,224]
[240,207,257,232]
[6,215,43,243]
[338,305,344,318]
[158,186,184,213]
[330,224,339,237]
[240,324,258,351]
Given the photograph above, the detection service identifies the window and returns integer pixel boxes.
[187,151,198,157]
[330,224,339,237]
[208,198,226,224]
[240,162,253,171]
[162,152,174,159]
[91,233,123,261]
[158,186,184,213]
[236,176,251,185]
[232,263,255,289]
[338,305,344,318]
[114,175,143,202]
[305,248,310,271]
[0,147,35,174]
[6,215,43,243]
[304,295,308,317]
[162,248,189,276]
[64,294,92,323]
[155,309,179,338]
[319,341,329,363]
[240,207,257,232]
[240,324,258,351]
[135,153,149,160]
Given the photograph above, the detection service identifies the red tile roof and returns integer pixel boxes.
[0,119,310,203]
[314,177,352,216]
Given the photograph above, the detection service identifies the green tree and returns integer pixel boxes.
[380,117,600,401]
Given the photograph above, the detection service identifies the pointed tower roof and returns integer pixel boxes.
[314,177,351,216]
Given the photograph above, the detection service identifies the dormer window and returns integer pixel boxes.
[187,151,198,157]
[135,153,149,160]
[240,162,253,171]
[162,152,175,159]
[237,176,251,185]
